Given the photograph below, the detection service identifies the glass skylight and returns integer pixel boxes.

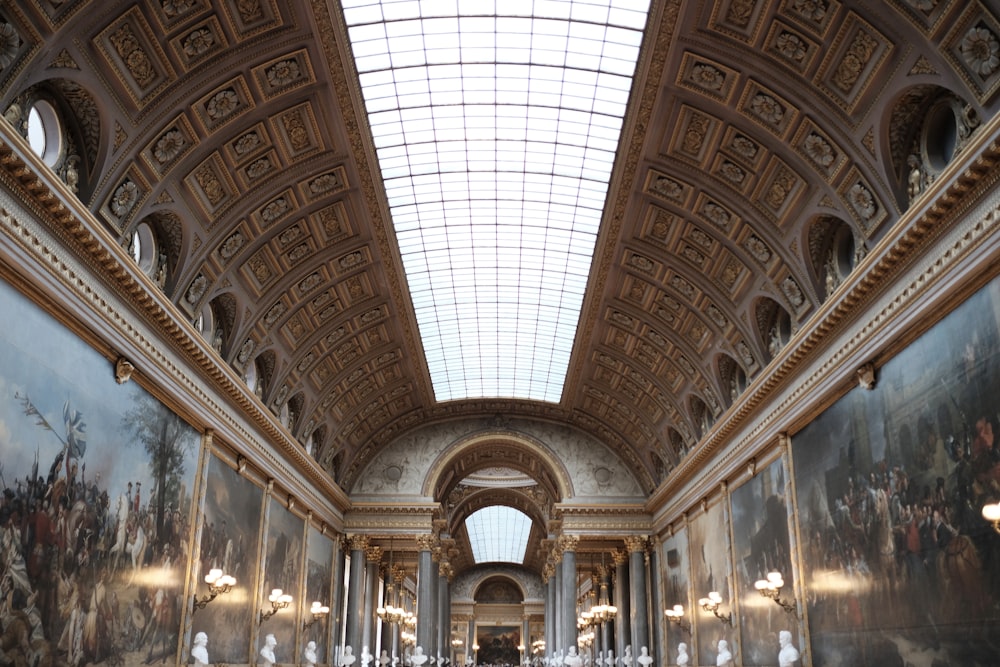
[465,505,532,564]
[342,0,650,402]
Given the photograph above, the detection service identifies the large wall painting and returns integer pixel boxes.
[475,625,520,666]
[191,454,263,663]
[660,527,691,666]
[791,277,1000,665]
[729,457,798,665]
[0,278,201,666]
[259,495,305,660]
[687,497,733,667]
[303,524,334,664]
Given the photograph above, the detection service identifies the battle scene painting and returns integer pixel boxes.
[0,279,201,666]
[191,454,263,663]
[258,496,304,660]
[729,457,798,665]
[475,625,520,666]
[686,498,734,666]
[791,277,1000,665]
[660,527,690,666]
[302,524,334,663]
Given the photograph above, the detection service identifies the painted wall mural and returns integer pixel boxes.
[191,454,263,663]
[475,624,520,666]
[686,498,733,667]
[0,279,201,666]
[790,277,1000,665]
[660,527,691,666]
[729,457,798,666]
[259,496,305,660]
[303,524,335,663]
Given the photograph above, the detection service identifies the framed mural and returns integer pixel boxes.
[790,276,1000,665]
[687,495,733,667]
[0,278,202,666]
[259,495,306,660]
[476,624,520,665]
[729,456,799,665]
[191,453,264,663]
[660,526,691,666]
[303,523,335,664]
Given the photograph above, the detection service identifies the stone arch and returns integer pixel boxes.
[445,486,550,539]
[423,431,574,503]
[473,574,527,603]
[805,215,860,302]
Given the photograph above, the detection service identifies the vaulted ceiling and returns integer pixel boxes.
[3,0,997,497]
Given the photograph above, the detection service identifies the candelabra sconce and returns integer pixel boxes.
[259,588,293,625]
[663,604,691,634]
[303,600,330,630]
[754,572,796,613]
[698,591,733,626]
[193,568,236,613]
[982,502,1000,534]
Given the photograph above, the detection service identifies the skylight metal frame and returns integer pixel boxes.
[343,0,650,402]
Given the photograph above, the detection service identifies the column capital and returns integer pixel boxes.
[416,533,436,551]
[365,545,383,562]
[623,535,648,554]
[558,534,579,552]
[611,549,628,566]
[542,562,555,582]
[348,534,369,551]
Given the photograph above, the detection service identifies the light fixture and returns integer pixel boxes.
[698,591,732,626]
[754,571,795,613]
[303,600,330,630]
[982,501,1000,534]
[259,588,293,625]
[377,539,412,625]
[663,604,691,633]
[452,639,463,649]
[531,640,545,655]
[591,553,617,623]
[193,568,236,612]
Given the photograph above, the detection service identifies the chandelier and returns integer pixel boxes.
[377,538,414,625]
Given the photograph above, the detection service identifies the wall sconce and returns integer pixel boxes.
[982,502,1000,534]
[698,591,732,626]
[754,572,795,613]
[193,568,236,612]
[663,604,691,633]
[259,588,293,625]
[303,600,330,630]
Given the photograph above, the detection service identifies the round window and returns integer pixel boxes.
[26,100,62,167]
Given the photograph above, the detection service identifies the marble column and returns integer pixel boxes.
[647,541,663,660]
[437,559,453,664]
[544,563,555,660]
[331,533,347,662]
[625,536,649,655]
[553,551,563,656]
[346,534,369,654]
[363,544,383,655]
[416,534,437,655]
[559,535,579,656]
[597,564,612,660]
[612,550,630,660]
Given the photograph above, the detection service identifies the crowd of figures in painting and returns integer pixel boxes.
[0,280,201,667]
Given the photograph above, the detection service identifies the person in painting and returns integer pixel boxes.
[304,641,318,667]
[191,632,209,666]
[716,640,733,667]
[778,630,799,667]
[636,647,653,667]
[259,633,277,667]
[676,642,689,667]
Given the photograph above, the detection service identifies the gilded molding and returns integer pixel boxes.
[348,534,369,552]
[624,535,649,553]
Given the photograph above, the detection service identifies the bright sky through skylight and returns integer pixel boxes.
[465,505,532,564]
[343,0,650,402]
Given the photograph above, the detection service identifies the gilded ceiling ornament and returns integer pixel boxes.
[775,32,806,63]
[832,31,877,93]
[781,276,804,308]
[246,156,272,179]
[261,197,290,223]
[234,131,261,156]
[790,0,827,22]
[750,93,784,125]
[719,161,745,183]
[0,23,19,69]
[219,231,246,260]
[163,0,200,19]
[298,273,323,292]
[309,173,341,194]
[109,24,154,87]
[206,88,239,120]
[154,129,186,164]
[961,26,1000,77]
[743,235,771,263]
[701,201,731,230]
[267,59,301,87]
[804,133,834,167]
[729,135,757,160]
[650,175,683,201]
[690,63,725,90]
[264,302,286,327]
[848,182,877,219]
[183,28,214,57]
[111,180,139,217]
[237,337,255,365]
